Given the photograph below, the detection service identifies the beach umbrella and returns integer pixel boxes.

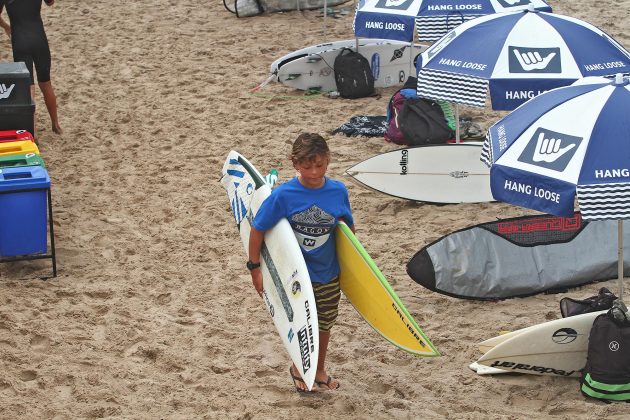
[353,0,551,43]
[480,74,630,300]
[416,8,630,111]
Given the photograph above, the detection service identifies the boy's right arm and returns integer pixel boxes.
[248,226,265,298]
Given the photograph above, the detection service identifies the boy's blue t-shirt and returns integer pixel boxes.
[252,177,354,284]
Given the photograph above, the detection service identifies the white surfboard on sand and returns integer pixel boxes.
[277,42,426,92]
[270,38,396,77]
[221,151,319,390]
[468,362,511,375]
[345,143,493,204]
[224,0,350,17]
[474,311,604,377]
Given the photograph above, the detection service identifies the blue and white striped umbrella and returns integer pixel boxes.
[352,0,551,43]
[417,9,630,110]
[481,75,630,298]
[481,75,630,219]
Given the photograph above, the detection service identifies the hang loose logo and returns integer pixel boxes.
[0,84,15,100]
[532,132,576,163]
[518,128,582,172]
[509,46,561,73]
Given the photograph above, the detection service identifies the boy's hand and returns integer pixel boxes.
[251,269,263,297]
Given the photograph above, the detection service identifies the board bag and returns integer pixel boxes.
[560,287,617,318]
[398,97,454,145]
[580,304,630,402]
[333,48,375,99]
[384,76,418,145]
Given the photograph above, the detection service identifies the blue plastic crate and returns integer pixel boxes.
[0,166,50,257]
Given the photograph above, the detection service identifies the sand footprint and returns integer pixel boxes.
[19,370,37,382]
[30,335,51,353]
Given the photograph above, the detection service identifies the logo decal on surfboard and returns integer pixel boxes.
[551,328,579,344]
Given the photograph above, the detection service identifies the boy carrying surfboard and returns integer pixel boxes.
[248,133,355,393]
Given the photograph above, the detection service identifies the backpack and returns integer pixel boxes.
[398,97,455,145]
[580,304,630,402]
[385,76,418,145]
[333,48,375,99]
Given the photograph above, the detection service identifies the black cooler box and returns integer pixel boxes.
[0,62,32,105]
[0,62,34,135]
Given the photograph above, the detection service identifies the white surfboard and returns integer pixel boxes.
[345,143,494,204]
[270,38,397,77]
[225,0,350,17]
[277,42,426,92]
[475,311,605,377]
[468,362,511,375]
[221,151,319,390]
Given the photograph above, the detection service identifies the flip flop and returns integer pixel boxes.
[289,366,308,393]
[315,375,340,390]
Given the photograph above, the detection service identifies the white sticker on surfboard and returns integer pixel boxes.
[221,151,319,390]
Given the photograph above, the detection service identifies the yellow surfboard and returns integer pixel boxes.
[336,222,440,357]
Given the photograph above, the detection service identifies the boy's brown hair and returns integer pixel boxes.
[290,133,330,164]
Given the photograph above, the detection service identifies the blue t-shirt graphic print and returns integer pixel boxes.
[252,177,354,284]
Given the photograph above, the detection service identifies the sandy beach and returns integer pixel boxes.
[0,0,629,418]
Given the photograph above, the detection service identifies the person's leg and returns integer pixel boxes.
[37,80,61,134]
[30,84,36,136]
[33,42,62,134]
[315,330,339,389]
[312,277,341,390]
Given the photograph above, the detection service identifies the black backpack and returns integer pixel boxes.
[398,98,454,145]
[333,48,375,99]
[580,304,630,402]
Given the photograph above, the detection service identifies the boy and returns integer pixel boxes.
[248,133,354,393]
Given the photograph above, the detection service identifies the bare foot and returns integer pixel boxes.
[52,124,62,135]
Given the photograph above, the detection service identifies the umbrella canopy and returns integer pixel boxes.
[481,75,630,297]
[481,75,630,218]
[417,9,630,110]
[353,0,551,43]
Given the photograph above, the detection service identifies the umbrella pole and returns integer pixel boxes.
[323,0,327,39]
[455,103,460,143]
[617,220,623,302]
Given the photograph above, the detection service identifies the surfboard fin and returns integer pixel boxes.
[264,169,278,187]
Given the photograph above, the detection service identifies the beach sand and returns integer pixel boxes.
[0,0,629,418]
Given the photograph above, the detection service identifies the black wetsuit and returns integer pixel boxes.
[1,0,51,84]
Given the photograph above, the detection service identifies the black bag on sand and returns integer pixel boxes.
[560,287,617,318]
[334,48,375,99]
[398,98,455,145]
[580,303,630,403]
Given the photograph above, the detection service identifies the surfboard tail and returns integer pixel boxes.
[336,222,440,357]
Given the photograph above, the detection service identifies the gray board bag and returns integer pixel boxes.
[406,212,630,301]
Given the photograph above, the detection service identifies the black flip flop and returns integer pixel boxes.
[315,375,340,390]
[289,366,308,393]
